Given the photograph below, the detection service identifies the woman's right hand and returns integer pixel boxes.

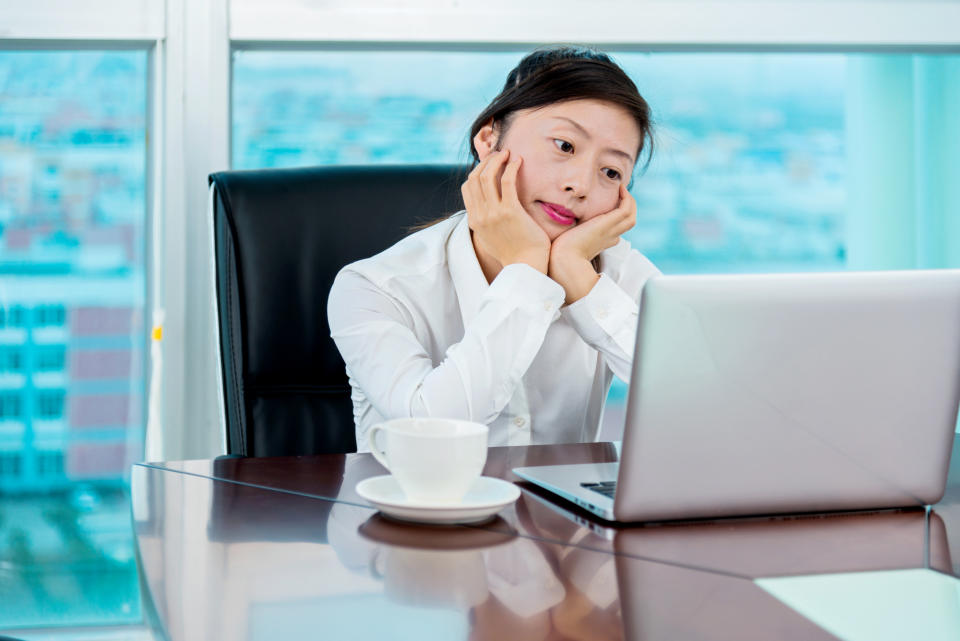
[461,150,551,274]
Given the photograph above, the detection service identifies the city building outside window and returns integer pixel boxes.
[0,49,148,629]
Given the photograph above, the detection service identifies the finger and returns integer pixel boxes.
[590,206,629,232]
[462,173,480,210]
[615,186,636,223]
[614,216,635,236]
[479,150,509,202]
[462,176,485,226]
[500,154,523,206]
[466,154,494,204]
[610,199,636,232]
[467,155,491,185]
[589,185,632,225]
[465,162,486,202]
[461,181,476,221]
[616,184,635,213]
[586,206,633,243]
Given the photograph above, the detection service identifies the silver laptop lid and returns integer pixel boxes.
[615,270,960,522]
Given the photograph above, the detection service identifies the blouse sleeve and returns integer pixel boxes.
[328,263,566,424]
[559,247,661,382]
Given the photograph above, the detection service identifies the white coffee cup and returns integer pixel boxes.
[367,418,488,504]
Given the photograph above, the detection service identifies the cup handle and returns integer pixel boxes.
[369,547,386,580]
[368,423,390,472]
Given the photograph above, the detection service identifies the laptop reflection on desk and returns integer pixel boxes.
[519,485,960,641]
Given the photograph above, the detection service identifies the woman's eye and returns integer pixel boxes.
[604,168,622,181]
[553,139,574,153]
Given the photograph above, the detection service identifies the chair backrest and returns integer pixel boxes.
[208,165,465,456]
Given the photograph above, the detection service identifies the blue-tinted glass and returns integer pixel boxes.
[0,50,147,628]
[232,50,847,275]
[232,51,519,168]
[621,54,845,274]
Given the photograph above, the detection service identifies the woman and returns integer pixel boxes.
[328,46,661,451]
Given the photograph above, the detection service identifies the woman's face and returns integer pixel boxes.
[474,98,641,241]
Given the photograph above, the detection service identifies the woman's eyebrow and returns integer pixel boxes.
[551,116,635,165]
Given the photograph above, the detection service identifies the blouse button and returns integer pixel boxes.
[596,308,609,320]
[514,416,526,428]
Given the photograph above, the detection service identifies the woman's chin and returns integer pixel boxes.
[533,220,564,241]
[528,211,571,241]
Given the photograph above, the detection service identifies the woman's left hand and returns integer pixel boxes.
[549,184,637,304]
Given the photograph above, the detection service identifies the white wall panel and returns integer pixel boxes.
[0,0,164,40]
[230,0,960,47]
[150,0,230,460]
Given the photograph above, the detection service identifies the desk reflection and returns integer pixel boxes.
[133,464,628,641]
[132,437,960,641]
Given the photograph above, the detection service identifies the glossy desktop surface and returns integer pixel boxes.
[132,437,960,641]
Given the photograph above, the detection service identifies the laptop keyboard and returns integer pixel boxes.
[581,481,617,499]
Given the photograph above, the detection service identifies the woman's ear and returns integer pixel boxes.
[473,119,499,161]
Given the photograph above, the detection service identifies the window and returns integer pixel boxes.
[36,450,65,477]
[0,49,147,629]
[34,304,67,327]
[35,389,66,419]
[0,451,23,478]
[0,393,23,419]
[232,49,960,438]
[0,347,24,372]
[35,345,67,371]
[232,50,850,274]
[0,306,28,328]
[233,50,959,275]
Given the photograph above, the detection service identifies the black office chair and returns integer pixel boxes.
[208,165,465,457]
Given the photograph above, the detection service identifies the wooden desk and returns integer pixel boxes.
[133,437,960,640]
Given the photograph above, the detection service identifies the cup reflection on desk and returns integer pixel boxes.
[360,515,513,609]
[373,544,489,608]
[357,514,583,640]
[367,417,488,503]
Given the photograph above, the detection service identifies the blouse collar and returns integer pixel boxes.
[446,212,489,328]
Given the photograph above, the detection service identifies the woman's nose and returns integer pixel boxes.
[562,161,593,199]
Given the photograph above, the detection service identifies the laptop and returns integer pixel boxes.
[513,270,960,523]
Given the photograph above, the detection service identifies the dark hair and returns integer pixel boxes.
[468,46,654,172]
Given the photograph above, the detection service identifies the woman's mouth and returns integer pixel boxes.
[538,201,577,226]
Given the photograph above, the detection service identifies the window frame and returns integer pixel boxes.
[228,0,960,49]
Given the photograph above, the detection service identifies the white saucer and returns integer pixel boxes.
[355,475,521,525]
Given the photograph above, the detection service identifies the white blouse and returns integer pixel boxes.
[327,211,660,451]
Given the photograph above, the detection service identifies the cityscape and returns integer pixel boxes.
[2,48,849,628]
[233,50,847,274]
[0,50,148,627]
